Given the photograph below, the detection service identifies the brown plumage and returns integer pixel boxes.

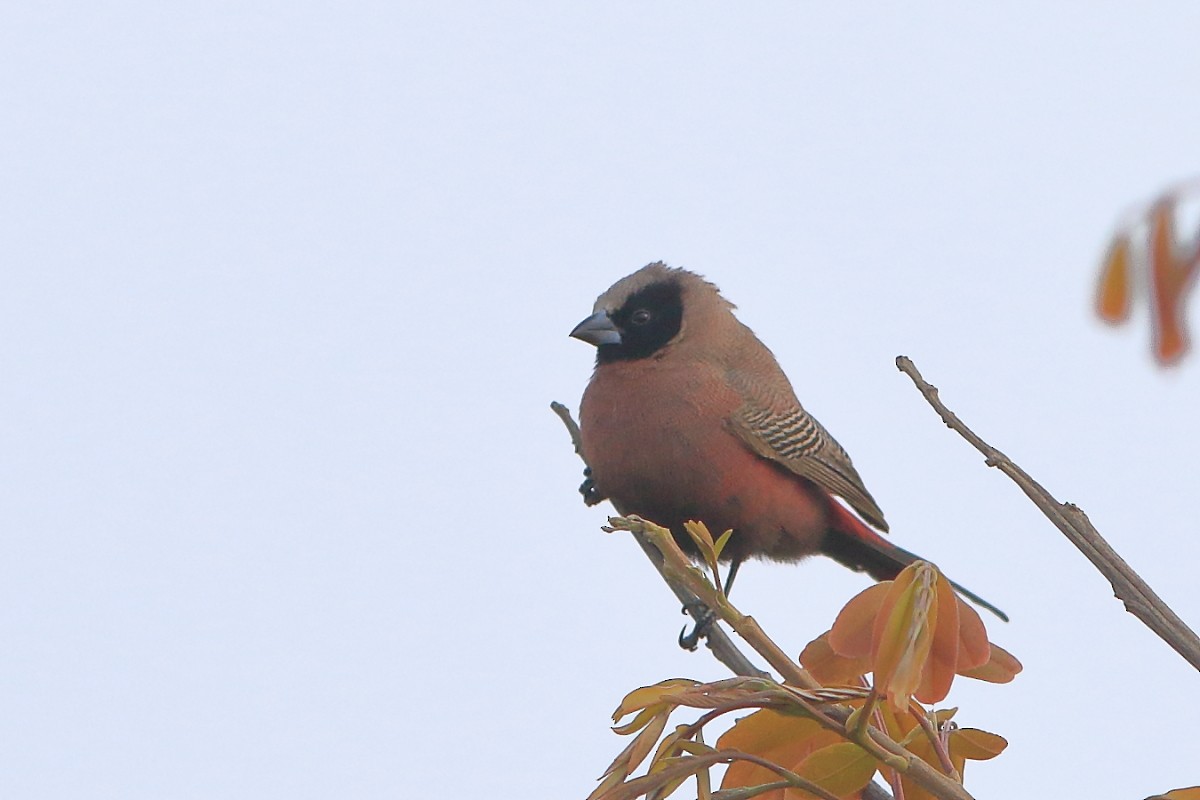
[571,262,1004,620]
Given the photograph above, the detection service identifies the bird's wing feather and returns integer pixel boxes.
[727,370,889,532]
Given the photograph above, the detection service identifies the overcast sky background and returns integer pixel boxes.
[4,3,1200,798]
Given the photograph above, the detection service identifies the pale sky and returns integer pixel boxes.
[4,3,1200,798]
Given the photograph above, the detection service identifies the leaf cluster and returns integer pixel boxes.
[589,520,1019,800]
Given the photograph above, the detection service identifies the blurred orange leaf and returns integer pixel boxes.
[1097,233,1132,322]
[1148,197,1200,363]
[1096,181,1200,365]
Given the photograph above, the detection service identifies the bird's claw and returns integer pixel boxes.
[579,467,606,507]
[678,602,716,651]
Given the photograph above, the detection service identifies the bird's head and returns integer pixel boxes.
[569,262,732,364]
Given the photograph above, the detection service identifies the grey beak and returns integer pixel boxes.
[570,311,622,347]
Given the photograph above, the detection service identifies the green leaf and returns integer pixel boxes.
[683,520,717,567]
[713,529,735,563]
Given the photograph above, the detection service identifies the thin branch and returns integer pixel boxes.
[551,402,768,679]
[550,400,587,458]
[895,355,1200,672]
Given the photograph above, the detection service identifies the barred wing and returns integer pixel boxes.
[729,393,889,532]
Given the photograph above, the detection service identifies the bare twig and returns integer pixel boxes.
[551,402,768,679]
[550,401,588,459]
[895,355,1200,672]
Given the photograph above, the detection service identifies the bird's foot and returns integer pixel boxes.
[579,467,606,507]
[678,602,716,651]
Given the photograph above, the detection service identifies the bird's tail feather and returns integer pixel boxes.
[821,504,1008,622]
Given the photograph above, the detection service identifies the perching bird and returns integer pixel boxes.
[570,262,1005,634]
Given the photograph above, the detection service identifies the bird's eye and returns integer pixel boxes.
[630,309,652,325]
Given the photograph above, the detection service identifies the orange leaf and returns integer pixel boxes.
[877,701,921,743]
[890,719,1004,800]
[950,728,1007,761]
[872,563,937,709]
[1097,232,1133,322]
[959,642,1022,684]
[719,710,840,796]
[892,720,1006,800]
[828,582,891,659]
[915,571,959,705]
[789,742,878,799]
[799,632,870,685]
[1156,788,1200,800]
[953,598,990,672]
[719,709,824,754]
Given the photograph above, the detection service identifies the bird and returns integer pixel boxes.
[569,262,1005,644]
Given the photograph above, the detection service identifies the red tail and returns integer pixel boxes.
[820,502,1008,622]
